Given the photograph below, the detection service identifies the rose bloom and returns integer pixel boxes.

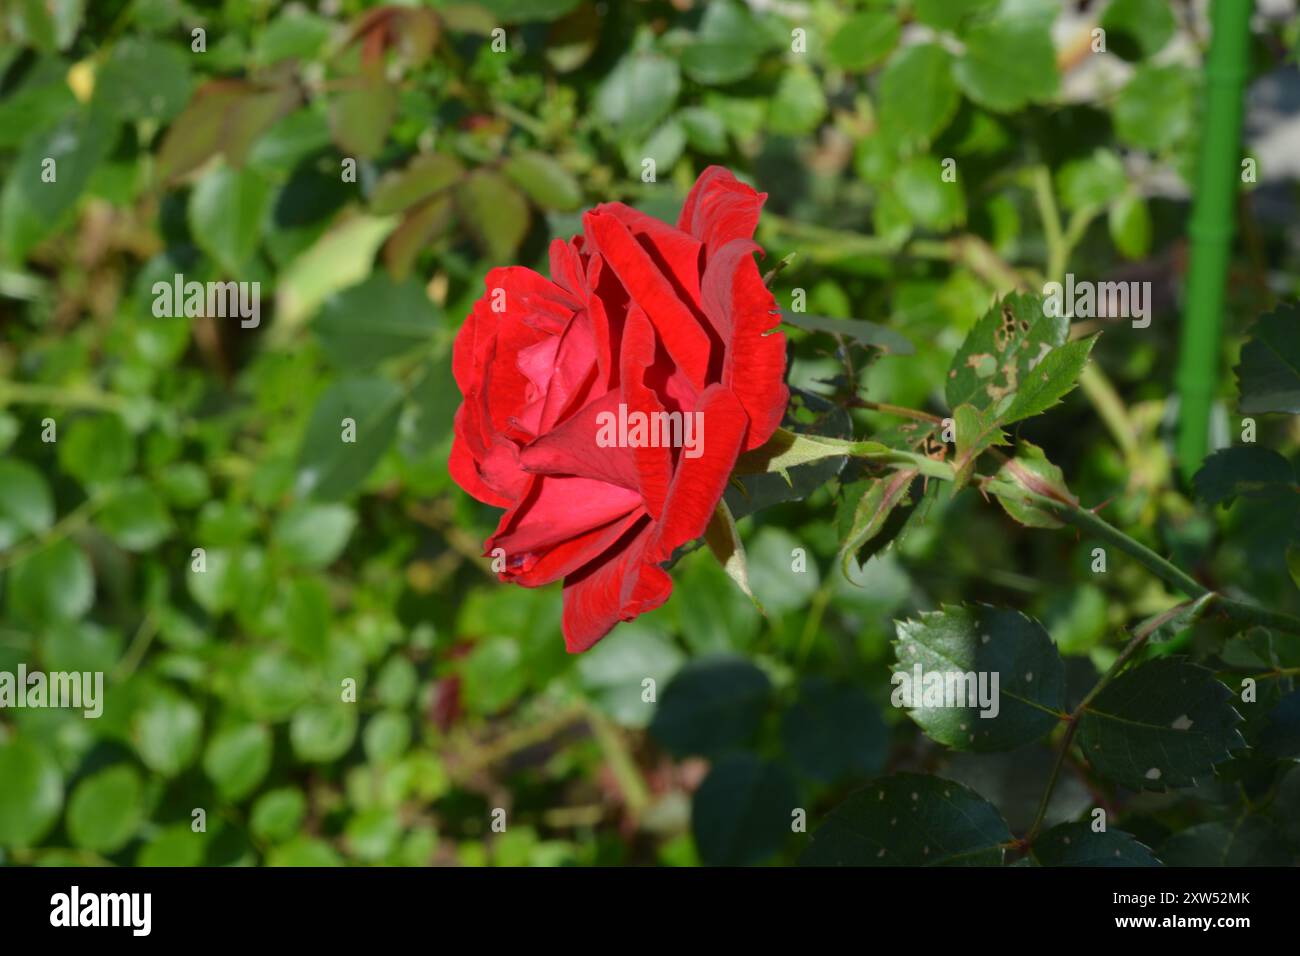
[450,166,788,652]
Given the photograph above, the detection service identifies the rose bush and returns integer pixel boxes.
[450,167,788,652]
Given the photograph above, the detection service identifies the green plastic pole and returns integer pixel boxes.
[1175,0,1253,483]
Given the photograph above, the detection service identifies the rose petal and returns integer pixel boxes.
[702,239,788,450]
[648,384,749,562]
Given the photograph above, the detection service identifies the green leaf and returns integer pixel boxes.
[1258,688,1300,758]
[745,526,820,614]
[272,502,356,567]
[728,426,860,521]
[203,724,273,801]
[802,773,1012,866]
[132,690,203,777]
[1135,592,1219,644]
[1113,64,1195,152]
[1101,0,1176,61]
[946,293,1068,415]
[677,107,728,154]
[650,656,772,758]
[679,0,769,85]
[459,169,530,262]
[826,11,900,71]
[1078,658,1244,791]
[578,624,685,728]
[290,702,358,762]
[764,64,826,136]
[274,213,398,337]
[403,350,457,455]
[474,0,582,23]
[893,154,965,231]
[767,66,827,137]
[1057,149,1128,212]
[267,836,343,866]
[295,377,404,500]
[67,765,144,853]
[155,82,299,184]
[1031,822,1160,866]
[1,108,114,263]
[1193,446,1297,506]
[913,0,995,31]
[137,825,207,867]
[0,738,63,848]
[363,712,412,763]
[952,403,1006,487]
[461,636,525,716]
[1000,335,1097,425]
[703,500,761,611]
[188,164,273,273]
[839,469,917,580]
[894,604,1065,751]
[985,439,1076,529]
[58,413,134,489]
[369,152,463,216]
[0,60,75,149]
[595,50,681,138]
[779,310,914,354]
[254,10,334,65]
[691,754,798,866]
[251,787,307,843]
[98,478,173,551]
[1235,303,1300,414]
[0,460,54,549]
[877,44,958,149]
[237,648,312,721]
[781,677,888,782]
[93,38,193,122]
[733,426,863,481]
[1108,193,1151,260]
[502,151,582,211]
[44,620,122,674]
[329,67,397,159]
[953,17,1058,112]
[312,277,439,369]
[7,538,94,625]
[1158,818,1291,866]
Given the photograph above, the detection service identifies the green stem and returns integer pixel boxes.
[0,380,131,412]
[1024,613,1159,842]
[1031,166,1067,283]
[1024,600,1187,845]
[1175,0,1252,483]
[1028,492,1300,635]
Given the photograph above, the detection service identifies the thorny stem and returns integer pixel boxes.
[1022,601,1194,849]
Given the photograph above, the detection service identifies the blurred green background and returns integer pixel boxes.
[2,0,1300,867]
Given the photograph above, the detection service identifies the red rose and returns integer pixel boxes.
[449,166,788,652]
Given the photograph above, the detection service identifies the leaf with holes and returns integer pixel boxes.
[947,293,1068,416]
